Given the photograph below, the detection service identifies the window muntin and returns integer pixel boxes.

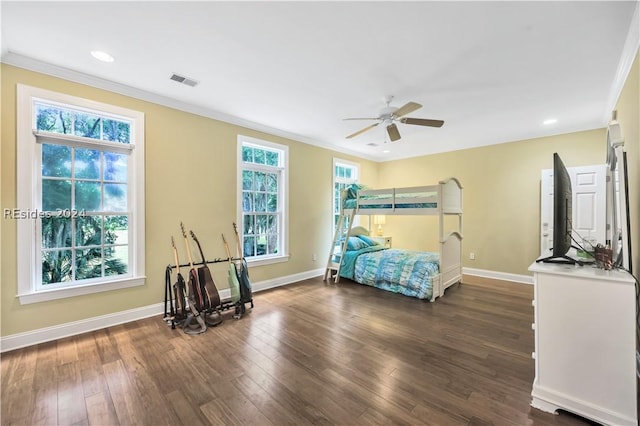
[38,139,130,288]
[35,101,131,144]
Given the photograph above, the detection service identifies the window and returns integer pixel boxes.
[238,135,288,265]
[333,158,359,233]
[15,85,145,304]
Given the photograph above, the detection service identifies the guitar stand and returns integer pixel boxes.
[215,299,251,320]
[205,309,223,326]
[233,303,244,320]
[163,313,187,330]
[183,312,207,335]
[166,256,254,324]
[233,300,254,319]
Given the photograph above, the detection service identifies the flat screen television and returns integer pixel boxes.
[537,153,582,265]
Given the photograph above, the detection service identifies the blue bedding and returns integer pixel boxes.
[340,245,440,300]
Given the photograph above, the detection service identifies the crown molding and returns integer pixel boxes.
[1,51,380,163]
[604,1,640,122]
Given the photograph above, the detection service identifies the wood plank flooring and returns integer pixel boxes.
[1,276,597,425]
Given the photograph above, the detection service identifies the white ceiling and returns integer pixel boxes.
[2,1,639,161]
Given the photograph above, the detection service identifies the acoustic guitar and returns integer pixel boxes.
[190,230,222,313]
[181,223,205,312]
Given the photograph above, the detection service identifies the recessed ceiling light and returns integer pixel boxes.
[543,118,558,125]
[91,50,114,63]
[382,150,390,154]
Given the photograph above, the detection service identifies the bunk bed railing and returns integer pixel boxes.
[342,178,462,215]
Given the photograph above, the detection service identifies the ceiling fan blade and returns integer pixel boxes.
[393,102,422,118]
[343,117,380,121]
[387,123,401,141]
[400,117,445,128]
[346,122,379,139]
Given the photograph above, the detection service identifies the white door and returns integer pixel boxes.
[540,164,607,257]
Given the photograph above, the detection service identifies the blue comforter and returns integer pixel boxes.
[340,247,440,300]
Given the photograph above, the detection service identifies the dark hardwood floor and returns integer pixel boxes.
[1,276,596,425]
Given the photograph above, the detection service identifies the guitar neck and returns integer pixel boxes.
[222,234,232,263]
[172,246,181,274]
[233,223,243,259]
[195,242,206,263]
[191,232,207,263]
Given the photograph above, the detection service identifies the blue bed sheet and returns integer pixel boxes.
[340,247,440,300]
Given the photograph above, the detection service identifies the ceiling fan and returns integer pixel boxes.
[344,96,444,142]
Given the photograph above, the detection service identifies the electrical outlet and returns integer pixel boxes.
[312,253,317,261]
[469,252,476,260]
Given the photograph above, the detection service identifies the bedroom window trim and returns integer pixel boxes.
[333,158,359,234]
[237,135,289,266]
[15,84,146,304]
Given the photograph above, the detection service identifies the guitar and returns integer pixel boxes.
[171,236,188,320]
[233,222,253,309]
[181,223,205,313]
[221,233,241,304]
[190,230,222,312]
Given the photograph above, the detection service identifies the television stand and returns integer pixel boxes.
[528,262,636,425]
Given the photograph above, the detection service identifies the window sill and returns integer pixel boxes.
[17,276,146,305]
[246,254,289,267]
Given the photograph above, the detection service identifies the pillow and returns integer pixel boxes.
[357,235,379,246]
[350,226,370,236]
[345,183,366,200]
[346,236,369,251]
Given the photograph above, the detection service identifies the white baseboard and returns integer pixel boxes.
[0,267,325,353]
[0,302,164,353]
[463,267,533,285]
[251,268,324,292]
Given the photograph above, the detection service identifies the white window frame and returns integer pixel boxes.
[333,158,360,233]
[16,84,146,304]
[237,135,289,266]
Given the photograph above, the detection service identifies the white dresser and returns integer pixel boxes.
[529,262,637,425]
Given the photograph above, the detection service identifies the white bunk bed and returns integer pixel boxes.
[324,177,463,302]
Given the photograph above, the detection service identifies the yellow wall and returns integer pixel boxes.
[378,130,607,276]
[378,52,639,277]
[2,49,638,337]
[0,64,378,336]
[613,51,639,274]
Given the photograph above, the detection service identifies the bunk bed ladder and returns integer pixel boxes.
[323,209,355,283]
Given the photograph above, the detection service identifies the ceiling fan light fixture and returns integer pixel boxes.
[387,123,401,141]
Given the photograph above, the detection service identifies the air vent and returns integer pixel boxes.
[170,73,199,87]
